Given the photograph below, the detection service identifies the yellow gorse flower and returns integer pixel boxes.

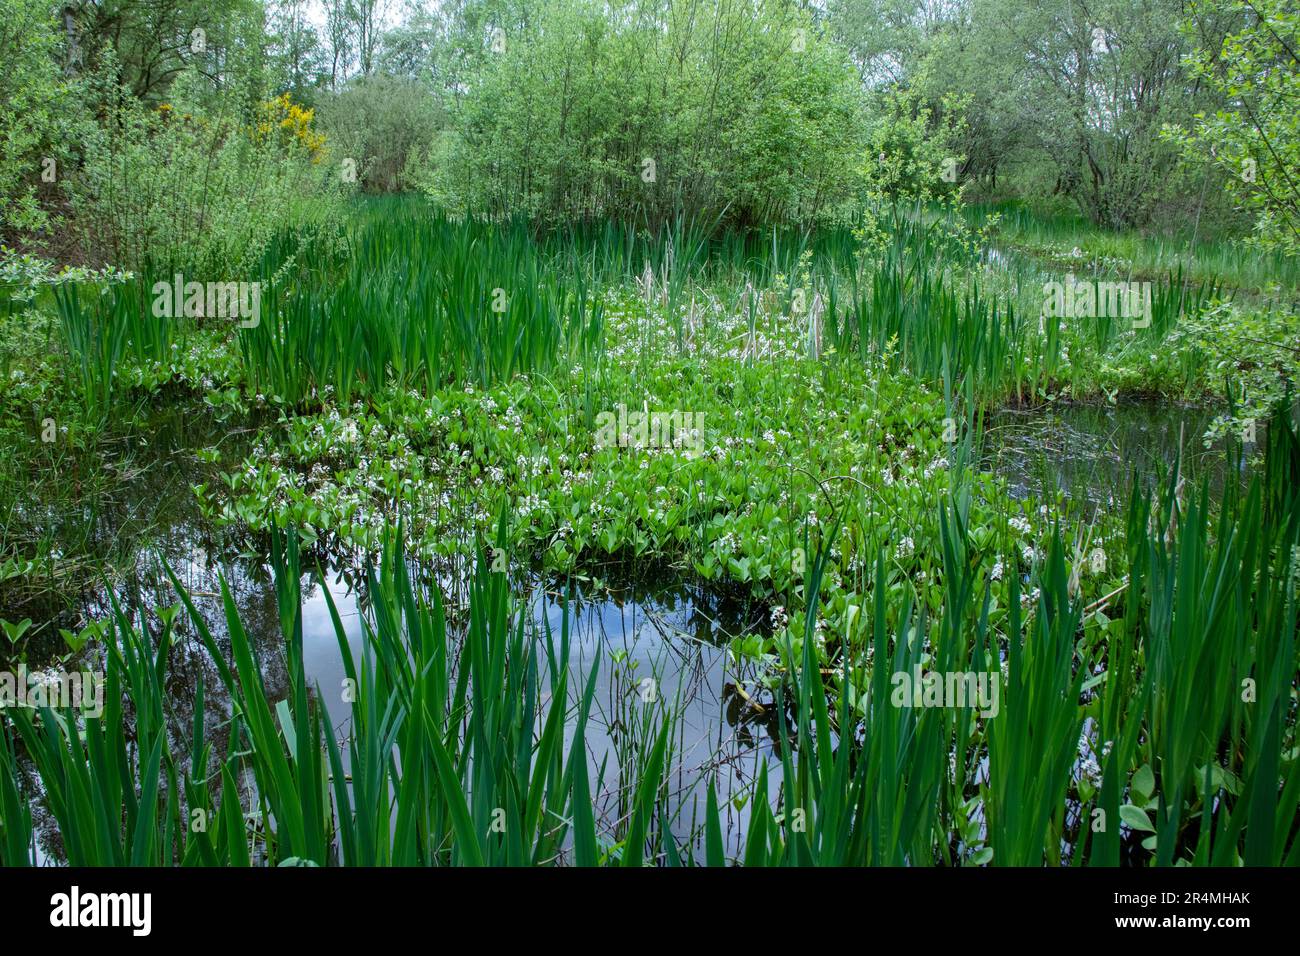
[253,93,326,161]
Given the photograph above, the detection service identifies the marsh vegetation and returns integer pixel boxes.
[1,0,1298,868]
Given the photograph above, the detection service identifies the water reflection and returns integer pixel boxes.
[23,541,779,862]
[983,400,1246,510]
[296,563,778,858]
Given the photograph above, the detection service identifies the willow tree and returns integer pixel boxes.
[425,0,867,227]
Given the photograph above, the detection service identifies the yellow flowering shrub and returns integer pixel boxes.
[253,93,326,161]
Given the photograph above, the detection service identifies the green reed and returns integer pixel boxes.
[0,514,685,866]
[236,212,608,405]
[736,413,1299,866]
[3,409,1297,865]
[54,278,177,415]
[826,213,1027,398]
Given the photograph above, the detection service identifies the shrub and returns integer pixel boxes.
[71,73,350,275]
[421,0,866,227]
[0,0,83,240]
[320,75,444,193]
[859,83,966,205]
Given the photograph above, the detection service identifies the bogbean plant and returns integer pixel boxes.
[69,201,1258,681]
[9,196,1289,660]
[204,257,1128,684]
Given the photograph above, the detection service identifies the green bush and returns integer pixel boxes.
[421,0,866,227]
[0,0,83,240]
[71,72,350,275]
[859,83,965,204]
[320,75,444,193]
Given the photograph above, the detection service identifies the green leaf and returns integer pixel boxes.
[60,629,87,653]
[1131,764,1155,802]
[1,619,32,644]
[1120,804,1155,833]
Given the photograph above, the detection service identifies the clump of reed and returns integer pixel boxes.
[237,215,606,405]
[1,520,680,866]
[54,279,178,414]
[737,414,1300,866]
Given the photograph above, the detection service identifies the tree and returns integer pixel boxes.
[59,0,263,102]
[425,0,867,226]
[915,0,1209,228]
[322,74,443,190]
[269,0,324,98]
[353,0,390,77]
[0,0,80,239]
[324,0,356,88]
[1169,0,1300,256]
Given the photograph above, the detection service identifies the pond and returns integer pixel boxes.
[16,411,782,862]
[981,399,1247,512]
[10,392,1254,863]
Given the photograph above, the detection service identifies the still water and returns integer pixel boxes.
[982,399,1241,509]
[13,394,1250,862]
